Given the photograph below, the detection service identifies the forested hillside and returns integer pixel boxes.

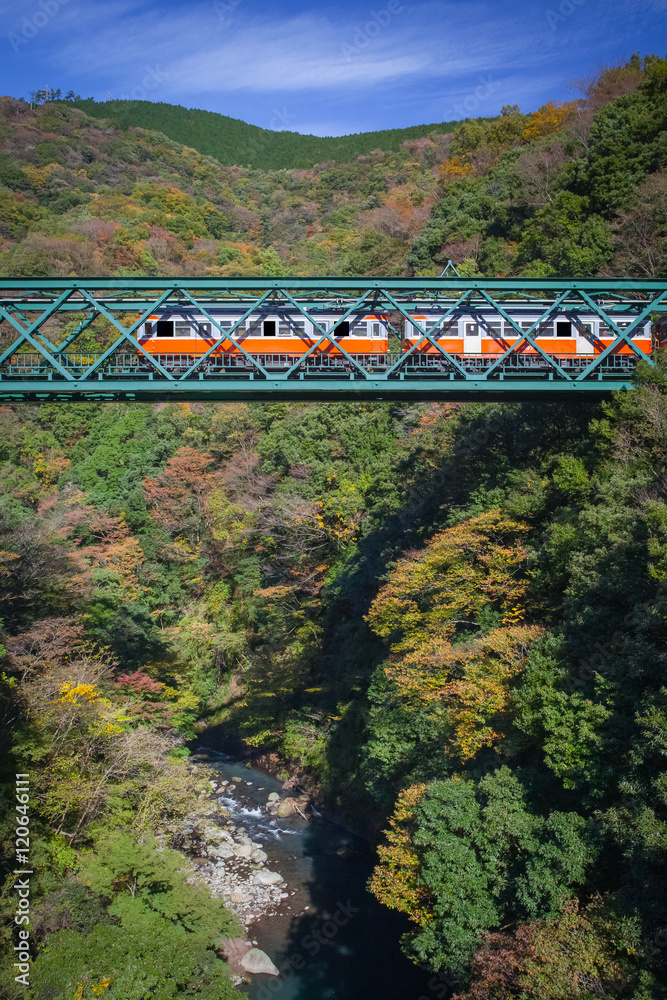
[0,93,449,278]
[2,53,667,1000]
[2,55,667,280]
[70,99,462,171]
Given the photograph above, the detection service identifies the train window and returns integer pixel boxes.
[598,323,611,337]
[556,321,572,337]
[465,323,479,337]
[440,322,457,335]
[198,323,212,337]
[144,322,153,336]
[263,320,276,337]
[538,322,553,337]
[372,323,381,337]
[484,322,502,337]
[351,322,368,337]
[294,322,306,336]
[580,323,593,338]
[156,321,174,337]
[279,322,291,337]
[175,323,191,337]
[616,321,639,339]
[335,321,350,338]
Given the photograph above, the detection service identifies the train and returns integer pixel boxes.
[137,306,654,361]
[139,308,390,356]
[404,309,652,356]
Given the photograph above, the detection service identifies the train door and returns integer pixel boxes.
[574,320,595,354]
[463,320,481,353]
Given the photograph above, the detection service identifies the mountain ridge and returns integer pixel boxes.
[69,98,463,170]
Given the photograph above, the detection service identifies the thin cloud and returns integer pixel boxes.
[45,1,564,96]
[2,0,662,133]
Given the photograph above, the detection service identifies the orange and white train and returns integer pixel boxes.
[138,308,389,357]
[136,306,656,363]
[404,310,653,357]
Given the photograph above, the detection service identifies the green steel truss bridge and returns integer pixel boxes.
[0,276,665,402]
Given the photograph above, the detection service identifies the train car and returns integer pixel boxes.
[655,315,667,350]
[404,310,653,358]
[137,308,389,359]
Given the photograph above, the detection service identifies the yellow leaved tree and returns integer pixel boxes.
[366,510,542,762]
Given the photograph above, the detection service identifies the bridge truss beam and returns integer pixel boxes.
[0,277,665,401]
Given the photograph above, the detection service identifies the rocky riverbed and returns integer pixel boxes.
[186,778,311,927]
[158,751,313,986]
[165,748,434,998]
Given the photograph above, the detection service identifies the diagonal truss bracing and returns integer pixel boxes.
[0,276,665,401]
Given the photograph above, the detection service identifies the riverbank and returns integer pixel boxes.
[169,746,434,999]
[155,748,312,986]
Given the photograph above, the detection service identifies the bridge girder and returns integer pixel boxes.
[0,277,665,401]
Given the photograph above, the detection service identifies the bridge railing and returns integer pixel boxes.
[3,350,643,379]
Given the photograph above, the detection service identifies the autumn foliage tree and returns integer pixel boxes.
[438,155,474,184]
[453,897,647,1000]
[521,100,578,141]
[371,769,594,976]
[143,448,218,545]
[365,510,541,763]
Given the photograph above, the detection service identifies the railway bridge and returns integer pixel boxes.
[0,276,665,402]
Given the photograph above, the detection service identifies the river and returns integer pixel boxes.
[193,745,437,1000]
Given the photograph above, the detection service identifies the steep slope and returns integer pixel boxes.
[70,98,462,170]
[0,95,446,277]
[408,54,667,278]
[3,56,666,284]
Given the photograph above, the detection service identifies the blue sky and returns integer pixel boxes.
[1,0,666,136]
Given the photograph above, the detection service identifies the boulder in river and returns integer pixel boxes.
[241,949,279,976]
[276,798,296,818]
[234,844,253,858]
[276,797,308,818]
[254,870,283,886]
[267,792,280,802]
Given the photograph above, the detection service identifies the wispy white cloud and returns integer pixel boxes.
[47,5,431,93]
[44,0,571,97]
[3,0,662,133]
